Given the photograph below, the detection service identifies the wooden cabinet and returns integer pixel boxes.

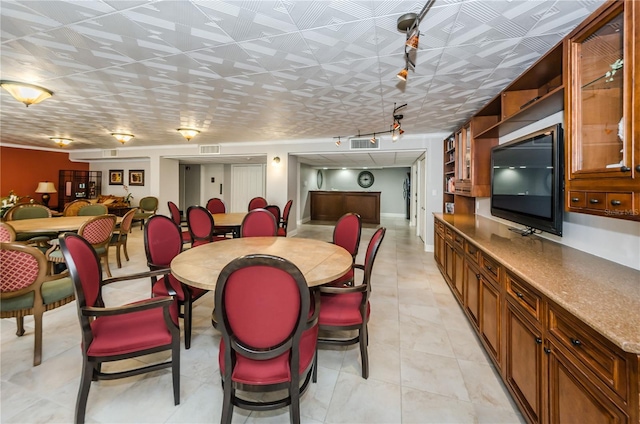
[310,191,380,224]
[58,170,102,209]
[443,135,455,214]
[434,221,445,269]
[565,0,639,221]
[454,121,497,199]
[463,260,481,329]
[479,273,501,366]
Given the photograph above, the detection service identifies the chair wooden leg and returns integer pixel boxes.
[122,242,129,262]
[184,300,192,349]
[359,324,369,379]
[312,347,318,383]
[75,360,94,424]
[115,245,122,268]
[289,380,301,424]
[33,311,43,366]
[15,316,25,336]
[221,381,234,424]
[172,338,181,405]
[101,255,112,278]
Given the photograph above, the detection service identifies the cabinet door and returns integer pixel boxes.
[547,340,629,424]
[505,300,543,424]
[480,277,501,366]
[434,227,445,269]
[464,262,480,329]
[445,241,455,284]
[452,248,464,302]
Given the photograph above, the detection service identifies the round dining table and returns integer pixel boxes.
[171,236,353,290]
[6,215,122,235]
[211,212,247,238]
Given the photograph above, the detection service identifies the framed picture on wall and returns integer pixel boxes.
[129,170,144,186]
[109,170,124,185]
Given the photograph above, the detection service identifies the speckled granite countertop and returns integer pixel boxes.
[434,213,640,354]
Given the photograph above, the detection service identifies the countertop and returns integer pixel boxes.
[434,213,640,354]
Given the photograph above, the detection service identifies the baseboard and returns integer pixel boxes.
[381,213,406,218]
[424,244,434,252]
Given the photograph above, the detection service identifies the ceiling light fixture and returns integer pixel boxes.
[396,0,435,82]
[50,137,72,147]
[333,103,407,146]
[0,80,53,107]
[177,128,200,141]
[335,136,341,147]
[111,133,134,144]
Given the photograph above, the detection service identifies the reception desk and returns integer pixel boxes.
[310,190,380,224]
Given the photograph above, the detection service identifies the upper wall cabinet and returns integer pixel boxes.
[565,0,639,221]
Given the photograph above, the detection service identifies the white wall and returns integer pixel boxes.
[201,164,225,206]
[476,111,640,270]
[89,160,150,207]
[299,163,316,222]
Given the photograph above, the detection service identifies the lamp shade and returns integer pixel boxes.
[0,81,53,107]
[177,128,200,141]
[35,182,57,194]
[111,133,134,144]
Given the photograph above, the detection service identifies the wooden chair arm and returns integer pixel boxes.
[102,268,170,286]
[305,289,321,329]
[317,284,367,294]
[81,296,173,317]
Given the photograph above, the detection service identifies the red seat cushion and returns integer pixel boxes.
[318,292,369,326]
[277,227,286,237]
[181,231,191,242]
[219,324,318,385]
[87,305,172,357]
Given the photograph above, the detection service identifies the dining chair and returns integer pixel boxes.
[63,199,91,216]
[5,204,57,248]
[77,203,108,216]
[247,196,267,211]
[133,196,159,229]
[1,242,75,366]
[186,205,226,246]
[277,199,293,237]
[167,201,191,247]
[108,207,136,268]
[205,197,226,214]
[0,222,17,242]
[46,214,117,277]
[327,213,362,287]
[314,227,386,380]
[264,204,281,227]
[145,214,208,349]
[240,208,278,237]
[59,233,180,424]
[215,254,319,424]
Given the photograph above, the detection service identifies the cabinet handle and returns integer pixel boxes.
[570,338,582,347]
[544,347,551,354]
[620,166,630,172]
[486,265,493,271]
[610,200,621,206]
[636,165,640,173]
[589,198,600,204]
[535,337,542,344]
[476,273,481,279]
[515,291,524,299]
[571,197,580,203]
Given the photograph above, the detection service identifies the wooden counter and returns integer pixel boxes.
[310,190,380,224]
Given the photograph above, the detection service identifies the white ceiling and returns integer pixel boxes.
[0,0,605,167]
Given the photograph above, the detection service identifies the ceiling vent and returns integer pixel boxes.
[199,144,221,155]
[350,138,379,150]
[102,149,118,158]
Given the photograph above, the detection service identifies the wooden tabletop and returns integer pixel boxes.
[212,212,247,227]
[171,237,353,291]
[7,215,122,234]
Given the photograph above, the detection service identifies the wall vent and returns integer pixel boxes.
[350,137,379,150]
[102,149,118,158]
[199,144,221,155]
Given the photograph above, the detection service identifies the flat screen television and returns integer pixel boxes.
[490,124,564,236]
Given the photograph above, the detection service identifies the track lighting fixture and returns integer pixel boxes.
[406,32,419,50]
[333,103,407,146]
[335,136,341,147]
[370,133,377,144]
[397,68,408,81]
[396,0,435,82]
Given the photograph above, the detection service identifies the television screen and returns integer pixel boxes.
[490,124,564,236]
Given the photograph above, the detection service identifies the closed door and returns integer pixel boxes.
[230,165,265,212]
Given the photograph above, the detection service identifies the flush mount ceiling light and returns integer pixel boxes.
[111,133,134,144]
[177,128,200,141]
[396,0,435,82]
[50,137,72,147]
[0,80,53,107]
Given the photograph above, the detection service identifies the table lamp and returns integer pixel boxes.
[35,181,57,207]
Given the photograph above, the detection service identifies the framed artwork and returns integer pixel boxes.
[109,170,124,185]
[129,170,145,186]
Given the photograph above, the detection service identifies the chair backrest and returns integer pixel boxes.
[0,222,16,242]
[117,208,136,234]
[78,215,117,249]
[333,213,362,258]
[139,196,159,213]
[216,254,310,369]
[281,199,292,224]
[167,201,182,226]
[187,205,215,245]
[78,204,108,216]
[247,197,267,211]
[206,198,226,214]
[241,209,277,237]
[264,205,281,225]
[63,199,91,216]
[6,204,52,221]
[361,227,386,288]
[0,241,48,300]
[144,215,183,268]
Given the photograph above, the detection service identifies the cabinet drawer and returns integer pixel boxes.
[465,241,479,265]
[445,227,454,241]
[505,272,541,323]
[568,191,586,208]
[548,306,628,401]
[605,192,633,211]
[453,233,464,249]
[436,220,444,235]
[480,252,501,282]
[585,192,607,210]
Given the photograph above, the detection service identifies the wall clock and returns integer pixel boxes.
[357,171,374,188]
[317,169,323,189]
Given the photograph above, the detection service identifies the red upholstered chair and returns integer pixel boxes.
[187,205,226,246]
[240,208,278,237]
[327,213,362,286]
[277,199,293,237]
[247,196,267,211]
[59,233,180,423]
[264,204,281,226]
[205,197,226,214]
[167,201,191,247]
[1,242,75,366]
[216,254,319,424]
[145,215,208,349]
[315,227,386,380]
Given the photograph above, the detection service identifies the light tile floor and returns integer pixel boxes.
[1,217,524,423]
